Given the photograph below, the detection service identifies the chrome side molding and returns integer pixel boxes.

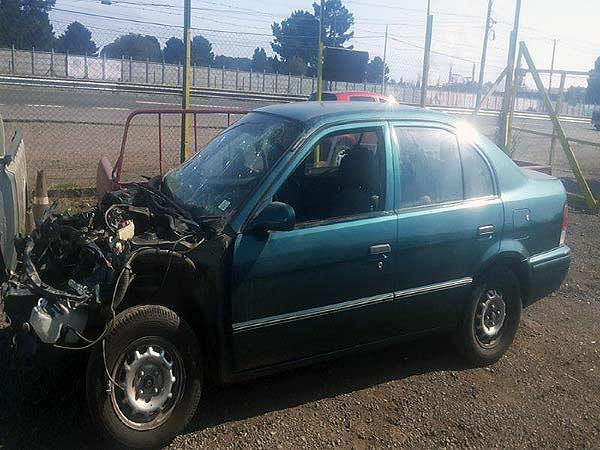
[232,277,473,333]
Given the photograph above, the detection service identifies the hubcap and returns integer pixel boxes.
[475,289,507,348]
[110,338,185,431]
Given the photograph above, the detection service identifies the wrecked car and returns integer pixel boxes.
[1,103,571,448]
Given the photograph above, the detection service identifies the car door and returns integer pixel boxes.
[390,123,503,334]
[230,122,399,372]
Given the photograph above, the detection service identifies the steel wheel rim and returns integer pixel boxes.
[475,289,507,349]
[110,336,185,431]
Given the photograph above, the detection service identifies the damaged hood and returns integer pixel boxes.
[2,182,217,346]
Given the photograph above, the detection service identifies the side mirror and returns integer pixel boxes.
[247,202,296,233]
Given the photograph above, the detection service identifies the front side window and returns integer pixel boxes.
[163,113,303,220]
[274,127,386,224]
[395,127,463,208]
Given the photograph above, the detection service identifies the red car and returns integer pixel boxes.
[308,90,395,103]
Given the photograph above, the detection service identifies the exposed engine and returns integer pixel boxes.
[1,182,207,349]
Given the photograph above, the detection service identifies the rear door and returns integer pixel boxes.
[390,123,503,333]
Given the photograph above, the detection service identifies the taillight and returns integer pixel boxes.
[560,204,569,245]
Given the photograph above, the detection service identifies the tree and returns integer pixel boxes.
[101,33,162,61]
[286,56,307,75]
[365,57,389,84]
[251,47,269,72]
[565,86,586,106]
[312,0,354,48]
[214,55,252,71]
[0,0,56,50]
[586,57,600,104]
[55,22,98,56]
[191,35,214,66]
[271,0,354,73]
[163,37,185,64]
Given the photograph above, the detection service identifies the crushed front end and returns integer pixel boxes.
[0,183,208,356]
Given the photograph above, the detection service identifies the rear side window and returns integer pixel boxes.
[461,143,494,199]
[394,127,463,207]
[350,96,376,102]
[308,92,338,101]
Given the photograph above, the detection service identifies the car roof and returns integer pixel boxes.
[255,101,458,128]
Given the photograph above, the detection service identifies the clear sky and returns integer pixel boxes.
[49,0,600,87]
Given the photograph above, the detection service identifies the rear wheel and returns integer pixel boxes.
[86,305,202,449]
[454,267,522,366]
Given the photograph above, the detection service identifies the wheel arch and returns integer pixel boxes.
[476,251,532,306]
[116,254,219,378]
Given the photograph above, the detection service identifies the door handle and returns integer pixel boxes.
[477,225,495,237]
[369,243,391,255]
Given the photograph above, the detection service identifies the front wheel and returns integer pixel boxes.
[454,267,522,366]
[86,305,202,449]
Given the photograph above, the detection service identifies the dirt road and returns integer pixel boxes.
[0,207,599,449]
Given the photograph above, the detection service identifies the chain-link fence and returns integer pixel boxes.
[2,8,599,196]
[509,69,600,202]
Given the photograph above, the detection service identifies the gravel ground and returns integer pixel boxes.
[0,205,599,449]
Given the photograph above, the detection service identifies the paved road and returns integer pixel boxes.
[1,84,599,188]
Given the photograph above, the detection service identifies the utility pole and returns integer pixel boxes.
[382,24,389,94]
[180,0,192,163]
[476,0,494,108]
[316,0,324,101]
[549,39,557,92]
[499,0,522,151]
[420,0,433,107]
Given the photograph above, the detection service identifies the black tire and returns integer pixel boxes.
[86,305,202,449]
[454,266,522,366]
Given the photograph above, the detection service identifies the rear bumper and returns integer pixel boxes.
[527,245,571,304]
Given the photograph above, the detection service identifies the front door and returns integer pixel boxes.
[390,124,503,333]
[230,122,398,372]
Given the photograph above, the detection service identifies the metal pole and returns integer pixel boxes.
[31,47,35,75]
[180,0,192,163]
[65,51,69,77]
[161,59,165,84]
[207,64,211,87]
[316,0,324,101]
[249,69,253,91]
[549,39,557,93]
[11,45,15,74]
[382,24,389,94]
[420,11,433,107]
[102,53,106,80]
[476,0,494,109]
[500,0,522,151]
[50,48,55,76]
[549,72,566,169]
[520,42,597,210]
[128,56,132,82]
[472,67,507,116]
[146,58,149,83]
[84,52,88,79]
